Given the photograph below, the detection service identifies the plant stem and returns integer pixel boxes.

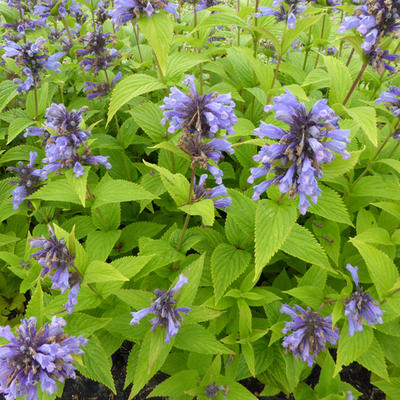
[350,119,400,190]
[302,27,312,70]
[345,48,354,67]
[313,12,326,69]
[133,22,143,63]
[253,0,259,58]
[342,62,368,106]
[63,18,74,48]
[388,142,400,159]
[33,86,38,120]
[90,0,96,30]
[104,68,110,87]
[277,193,286,204]
[237,0,241,46]
[193,3,203,94]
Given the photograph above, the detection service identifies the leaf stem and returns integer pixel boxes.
[342,62,368,106]
[302,27,312,70]
[132,22,144,63]
[253,0,259,58]
[313,12,326,69]
[345,48,354,67]
[33,86,38,120]
[193,3,203,95]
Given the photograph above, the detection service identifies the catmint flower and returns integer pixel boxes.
[344,264,384,336]
[29,225,81,314]
[130,274,191,342]
[111,0,178,28]
[25,103,112,177]
[338,0,400,52]
[83,72,122,99]
[0,316,87,400]
[368,48,399,73]
[161,75,237,138]
[249,90,350,214]
[376,85,400,116]
[204,382,225,398]
[196,0,220,11]
[193,174,232,209]
[280,304,339,366]
[256,0,306,29]
[95,0,112,24]
[325,46,338,55]
[1,37,64,92]
[7,152,43,209]
[76,28,120,74]
[34,0,86,23]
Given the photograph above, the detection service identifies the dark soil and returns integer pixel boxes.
[58,345,386,400]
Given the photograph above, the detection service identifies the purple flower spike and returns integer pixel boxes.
[204,382,225,398]
[249,90,350,214]
[256,0,306,29]
[344,264,384,336]
[161,75,237,138]
[7,152,43,209]
[376,85,400,117]
[130,274,191,342]
[281,304,339,366]
[193,174,232,210]
[0,316,87,400]
[29,226,81,313]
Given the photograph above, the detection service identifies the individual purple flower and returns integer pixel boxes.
[338,1,400,52]
[204,382,225,398]
[196,0,220,11]
[33,0,86,23]
[7,152,43,209]
[130,274,191,343]
[249,90,350,214]
[161,75,237,138]
[29,225,81,314]
[83,72,122,99]
[256,0,306,29]
[368,48,399,73]
[1,37,64,92]
[376,85,400,117]
[280,304,339,366]
[0,316,87,400]
[325,46,338,55]
[25,103,111,176]
[95,0,112,24]
[344,264,384,336]
[193,174,232,209]
[111,0,178,28]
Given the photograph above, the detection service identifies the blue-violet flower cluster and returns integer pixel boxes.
[30,226,81,314]
[249,90,350,214]
[193,174,232,210]
[7,152,43,210]
[344,264,384,336]
[0,316,87,400]
[25,103,112,177]
[130,274,191,342]
[281,304,340,366]
[256,0,306,29]
[375,85,400,117]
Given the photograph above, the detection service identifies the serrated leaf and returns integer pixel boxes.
[180,199,215,226]
[282,224,332,271]
[351,175,400,200]
[149,370,199,398]
[0,80,18,113]
[284,286,324,310]
[93,178,156,208]
[334,326,373,376]
[309,185,353,225]
[25,281,44,326]
[29,179,81,204]
[65,168,88,207]
[64,313,111,337]
[350,238,398,299]
[180,254,205,306]
[174,323,233,354]
[129,102,165,142]
[166,52,208,84]
[138,11,173,76]
[83,260,129,284]
[324,56,352,104]
[85,230,121,261]
[255,200,297,281]
[346,106,377,146]
[7,118,35,144]
[358,336,388,381]
[211,244,251,303]
[107,74,165,124]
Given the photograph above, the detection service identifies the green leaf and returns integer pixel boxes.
[323,56,352,104]
[242,342,256,377]
[350,238,398,299]
[166,52,208,84]
[334,326,373,376]
[351,176,400,200]
[93,177,156,208]
[255,200,297,280]
[174,323,233,354]
[119,221,165,252]
[358,336,388,381]
[25,281,44,326]
[309,185,353,225]
[138,11,173,75]
[180,199,215,226]
[0,80,18,113]
[7,118,35,144]
[0,2,19,23]
[197,12,247,30]
[180,254,205,307]
[64,313,111,337]
[226,190,256,239]
[211,244,251,303]
[83,260,129,284]
[76,335,116,393]
[85,230,121,261]
[376,158,400,174]
[345,106,377,146]
[65,168,88,207]
[26,82,49,118]
[282,224,332,271]
[29,179,81,204]
[284,286,324,310]
[129,102,165,142]
[374,378,400,400]
[0,234,19,247]
[149,370,199,398]
[107,74,165,124]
